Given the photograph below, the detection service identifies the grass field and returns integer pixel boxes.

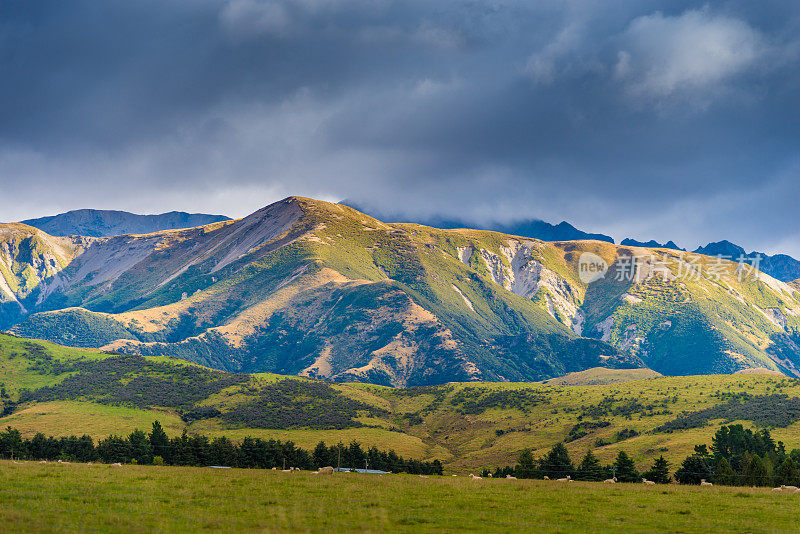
[0,460,797,533]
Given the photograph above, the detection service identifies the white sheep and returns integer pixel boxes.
[772,487,784,492]
[642,478,656,485]
[543,476,550,480]
[419,475,429,479]
[700,479,713,486]
[469,473,483,480]
[781,485,799,492]
[556,475,571,482]
[506,475,517,480]
[604,477,617,484]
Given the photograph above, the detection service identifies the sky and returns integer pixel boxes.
[1,0,798,255]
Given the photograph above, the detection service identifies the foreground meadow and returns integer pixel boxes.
[0,460,796,533]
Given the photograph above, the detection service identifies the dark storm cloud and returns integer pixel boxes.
[1,0,798,255]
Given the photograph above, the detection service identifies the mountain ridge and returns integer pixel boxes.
[621,238,684,251]
[339,201,615,244]
[3,196,800,386]
[21,209,230,238]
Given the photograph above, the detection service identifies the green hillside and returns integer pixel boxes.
[4,197,800,385]
[4,334,800,473]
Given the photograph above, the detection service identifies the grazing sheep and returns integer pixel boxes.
[642,478,656,485]
[318,466,334,475]
[469,474,483,480]
[556,476,571,482]
[543,476,550,480]
[281,469,293,473]
[506,475,517,480]
[39,460,47,464]
[486,473,492,478]
[111,463,122,467]
[773,487,784,492]
[604,477,617,484]
[419,475,429,479]
[781,485,799,492]
[271,467,277,470]
[700,479,713,486]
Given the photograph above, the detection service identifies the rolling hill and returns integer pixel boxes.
[3,333,800,472]
[21,209,230,238]
[2,196,800,386]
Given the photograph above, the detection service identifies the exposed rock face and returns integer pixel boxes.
[475,239,581,326]
[457,246,473,265]
[595,316,615,342]
[764,308,787,330]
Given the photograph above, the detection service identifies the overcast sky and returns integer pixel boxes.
[1,1,798,254]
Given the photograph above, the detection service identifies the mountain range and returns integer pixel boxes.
[345,202,800,283]
[21,209,230,237]
[693,240,800,284]
[620,238,684,250]
[2,197,800,386]
[340,201,615,243]
[616,238,800,283]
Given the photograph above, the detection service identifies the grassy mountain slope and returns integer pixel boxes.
[4,197,800,384]
[3,334,800,472]
[6,198,635,385]
[0,224,89,326]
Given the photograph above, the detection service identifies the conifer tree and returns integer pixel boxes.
[643,455,670,484]
[777,457,800,486]
[538,442,574,479]
[613,451,639,482]
[576,450,606,481]
[713,458,736,486]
